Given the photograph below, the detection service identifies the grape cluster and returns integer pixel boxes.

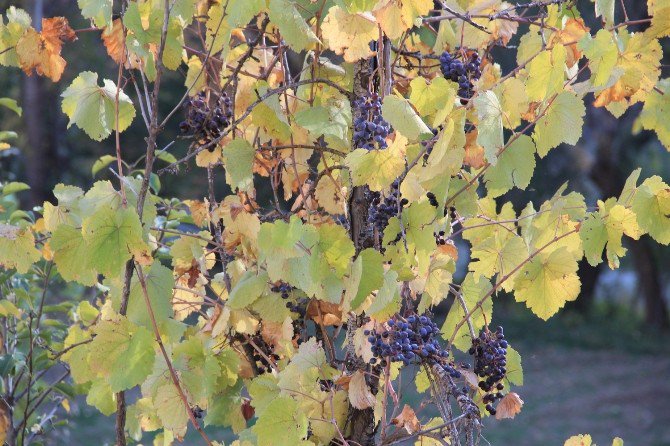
[439,51,482,99]
[271,282,294,299]
[353,94,392,150]
[434,230,447,246]
[426,191,439,207]
[367,314,461,378]
[367,180,407,235]
[250,333,279,374]
[468,326,508,415]
[179,92,233,151]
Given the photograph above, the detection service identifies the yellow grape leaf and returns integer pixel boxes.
[470,233,528,286]
[0,223,40,273]
[526,44,566,101]
[493,77,529,129]
[184,55,206,95]
[632,176,670,244]
[315,175,347,215]
[345,134,407,191]
[564,434,592,446]
[321,6,378,63]
[594,32,661,110]
[649,0,670,37]
[532,92,585,157]
[16,17,76,82]
[638,78,670,150]
[513,247,581,320]
[372,0,432,40]
[0,7,32,67]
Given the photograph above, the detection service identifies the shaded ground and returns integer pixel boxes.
[484,345,670,445]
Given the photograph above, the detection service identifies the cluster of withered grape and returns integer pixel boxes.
[439,51,482,99]
[353,93,392,150]
[367,314,461,378]
[271,282,294,299]
[367,180,408,234]
[426,191,439,207]
[179,91,233,151]
[250,333,279,375]
[469,326,508,415]
[434,230,447,246]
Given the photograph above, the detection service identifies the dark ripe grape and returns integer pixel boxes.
[181,91,234,150]
[367,313,458,376]
[353,94,391,150]
[470,326,509,415]
[439,49,482,100]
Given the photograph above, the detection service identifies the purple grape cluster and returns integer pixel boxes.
[434,230,447,246]
[426,191,439,207]
[271,282,294,299]
[439,51,482,99]
[250,333,279,374]
[353,93,391,150]
[367,314,461,378]
[367,180,408,234]
[469,326,508,415]
[179,91,233,151]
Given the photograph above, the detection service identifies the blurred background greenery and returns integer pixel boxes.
[1,0,669,444]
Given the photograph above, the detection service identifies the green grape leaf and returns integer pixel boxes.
[473,91,504,164]
[638,79,670,150]
[252,396,308,446]
[505,346,523,386]
[88,314,156,393]
[126,262,175,330]
[579,212,607,267]
[317,223,355,278]
[295,100,351,144]
[346,248,385,310]
[579,29,618,87]
[78,0,113,28]
[50,224,98,286]
[381,95,433,141]
[0,224,40,273]
[91,155,117,177]
[513,247,581,320]
[81,206,147,278]
[408,77,456,127]
[0,97,22,116]
[228,270,269,309]
[532,92,585,157]
[222,139,256,192]
[267,0,319,51]
[484,134,536,197]
[61,71,136,141]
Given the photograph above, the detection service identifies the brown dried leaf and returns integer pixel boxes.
[495,392,524,420]
[464,129,486,169]
[548,18,589,69]
[17,17,76,82]
[391,404,421,434]
[0,401,8,445]
[348,371,376,409]
[437,241,459,262]
[306,299,343,326]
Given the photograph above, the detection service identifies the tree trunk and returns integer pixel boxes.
[629,237,670,329]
